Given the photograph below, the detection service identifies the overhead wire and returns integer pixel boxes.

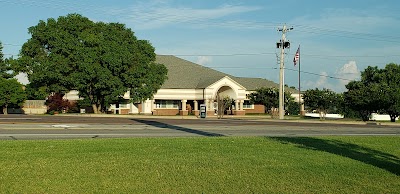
[1,0,398,84]
[1,0,399,46]
[3,0,400,43]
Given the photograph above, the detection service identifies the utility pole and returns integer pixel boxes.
[277,25,293,120]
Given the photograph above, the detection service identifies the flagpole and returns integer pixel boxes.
[298,45,301,115]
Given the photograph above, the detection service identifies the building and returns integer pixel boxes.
[107,55,300,116]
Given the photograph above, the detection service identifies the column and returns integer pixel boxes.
[194,100,198,111]
[205,99,214,116]
[143,99,153,115]
[300,103,305,116]
[180,99,188,116]
[234,99,239,115]
[234,99,245,115]
[181,100,187,111]
[193,100,199,116]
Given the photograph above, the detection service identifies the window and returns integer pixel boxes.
[155,100,179,109]
[243,100,254,109]
[119,104,128,108]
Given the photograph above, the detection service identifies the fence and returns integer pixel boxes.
[22,100,47,114]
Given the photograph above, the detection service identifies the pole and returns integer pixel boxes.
[298,45,301,115]
[278,25,286,120]
[277,25,293,120]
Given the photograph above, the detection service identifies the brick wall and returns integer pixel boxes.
[120,109,130,115]
[153,109,180,116]
[245,104,265,114]
[138,104,142,113]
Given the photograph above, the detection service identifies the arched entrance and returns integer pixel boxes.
[215,86,236,117]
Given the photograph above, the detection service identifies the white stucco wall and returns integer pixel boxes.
[63,90,82,101]
[206,76,247,100]
[153,89,205,100]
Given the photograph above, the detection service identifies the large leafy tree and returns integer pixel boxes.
[0,42,26,114]
[303,88,341,120]
[25,83,48,100]
[0,42,16,79]
[344,81,382,121]
[381,63,400,122]
[0,78,26,114]
[17,14,167,113]
[345,64,400,122]
[248,87,294,116]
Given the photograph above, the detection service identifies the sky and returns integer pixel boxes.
[1,0,400,92]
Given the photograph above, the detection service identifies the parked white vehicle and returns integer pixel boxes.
[370,113,399,121]
[304,113,344,119]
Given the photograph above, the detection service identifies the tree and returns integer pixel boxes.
[0,42,16,79]
[303,88,340,120]
[25,83,49,100]
[344,80,381,121]
[17,14,168,113]
[248,87,294,117]
[0,78,26,114]
[344,64,400,122]
[45,93,70,114]
[287,100,300,116]
[248,87,278,111]
[216,94,233,119]
[380,63,400,122]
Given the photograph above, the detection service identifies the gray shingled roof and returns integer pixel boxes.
[155,55,298,93]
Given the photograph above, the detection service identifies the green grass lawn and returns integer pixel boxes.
[0,136,399,193]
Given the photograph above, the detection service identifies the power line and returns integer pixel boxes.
[204,65,358,82]
[284,68,355,82]
[2,43,22,47]
[169,52,276,57]
[2,0,400,44]
[4,46,400,59]
[295,24,400,40]
[160,52,400,58]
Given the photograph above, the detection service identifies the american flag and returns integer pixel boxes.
[293,46,300,66]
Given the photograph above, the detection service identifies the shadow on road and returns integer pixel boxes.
[132,119,224,137]
[269,137,400,176]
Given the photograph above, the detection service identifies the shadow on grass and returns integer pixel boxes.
[132,119,224,137]
[269,137,400,176]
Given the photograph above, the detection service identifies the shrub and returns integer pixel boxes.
[45,93,70,113]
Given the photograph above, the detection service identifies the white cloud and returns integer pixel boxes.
[197,56,213,65]
[304,62,361,92]
[335,60,360,91]
[336,61,360,83]
[315,71,328,88]
[304,71,335,90]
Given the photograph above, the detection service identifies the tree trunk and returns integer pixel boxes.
[271,107,278,119]
[92,104,99,114]
[390,115,397,122]
[3,106,7,115]
[318,109,325,120]
[360,111,370,121]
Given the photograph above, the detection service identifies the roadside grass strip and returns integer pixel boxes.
[0,136,399,193]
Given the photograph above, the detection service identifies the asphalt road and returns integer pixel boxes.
[0,115,399,140]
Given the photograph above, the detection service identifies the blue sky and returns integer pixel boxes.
[1,0,400,92]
